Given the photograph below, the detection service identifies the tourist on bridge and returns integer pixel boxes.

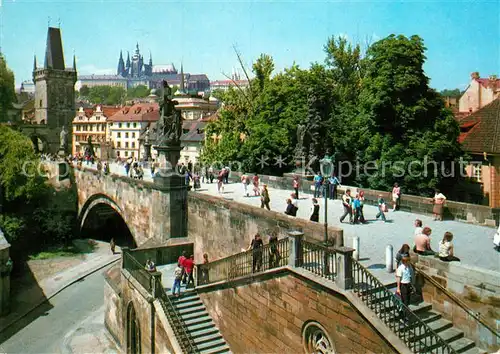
[252,173,260,196]
[414,219,423,236]
[199,253,210,284]
[183,255,195,288]
[284,198,295,216]
[223,166,230,184]
[292,176,300,199]
[217,169,225,193]
[358,191,366,223]
[438,232,460,262]
[413,227,436,256]
[328,174,340,200]
[313,172,324,198]
[309,198,320,222]
[375,194,387,222]
[290,193,299,216]
[260,184,271,210]
[269,232,280,268]
[352,194,362,224]
[172,263,183,297]
[494,225,500,251]
[395,244,410,268]
[193,172,201,190]
[208,166,214,183]
[241,174,251,197]
[340,189,353,224]
[248,233,263,273]
[396,255,414,325]
[432,190,446,221]
[392,183,401,211]
[110,238,116,254]
[178,251,188,284]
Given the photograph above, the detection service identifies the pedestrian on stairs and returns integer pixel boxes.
[172,263,183,297]
[396,255,414,325]
[183,255,195,288]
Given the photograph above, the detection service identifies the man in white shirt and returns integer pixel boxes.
[396,255,413,324]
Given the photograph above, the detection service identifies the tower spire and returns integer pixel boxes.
[73,53,77,71]
[33,54,37,71]
[180,63,185,93]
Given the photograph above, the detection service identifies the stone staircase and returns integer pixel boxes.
[379,284,488,354]
[169,291,231,354]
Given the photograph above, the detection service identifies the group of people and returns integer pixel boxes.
[172,252,197,297]
[248,232,281,273]
[312,173,341,200]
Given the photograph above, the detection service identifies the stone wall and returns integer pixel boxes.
[415,256,500,351]
[187,192,343,262]
[104,265,123,347]
[198,270,397,354]
[228,171,500,226]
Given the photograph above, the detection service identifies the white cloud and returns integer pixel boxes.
[78,64,115,75]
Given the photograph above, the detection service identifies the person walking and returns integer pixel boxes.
[340,189,353,224]
[268,232,280,268]
[248,234,263,273]
[313,172,323,198]
[260,185,271,210]
[432,190,446,221]
[352,194,361,224]
[241,174,250,197]
[310,198,320,222]
[438,232,460,262]
[253,173,260,196]
[172,262,183,297]
[396,255,414,325]
[178,251,187,284]
[200,253,210,284]
[292,176,300,200]
[217,169,224,193]
[290,193,299,216]
[358,191,366,223]
[395,244,410,268]
[392,183,401,211]
[284,198,295,216]
[110,238,116,254]
[208,166,214,183]
[183,255,195,288]
[375,194,387,222]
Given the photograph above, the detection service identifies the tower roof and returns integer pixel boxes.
[44,27,65,70]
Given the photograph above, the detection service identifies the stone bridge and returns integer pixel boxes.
[73,166,188,247]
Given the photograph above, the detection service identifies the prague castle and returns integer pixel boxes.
[77,44,210,93]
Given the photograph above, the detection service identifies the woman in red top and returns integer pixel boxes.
[183,255,195,288]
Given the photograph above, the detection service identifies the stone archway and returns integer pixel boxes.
[78,193,137,248]
[126,302,141,354]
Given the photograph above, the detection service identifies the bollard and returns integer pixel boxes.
[386,245,394,273]
[352,236,359,261]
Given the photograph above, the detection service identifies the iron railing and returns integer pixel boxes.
[198,237,289,286]
[301,240,337,281]
[154,279,198,354]
[352,259,456,354]
[123,252,153,292]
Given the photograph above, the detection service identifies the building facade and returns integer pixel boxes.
[107,103,159,159]
[458,72,500,113]
[72,105,120,159]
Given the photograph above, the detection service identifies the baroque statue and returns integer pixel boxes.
[156,80,182,146]
[59,125,68,150]
[144,127,150,144]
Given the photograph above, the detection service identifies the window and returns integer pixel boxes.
[132,132,135,138]
[117,132,121,138]
[125,151,128,157]
[133,123,137,128]
[125,132,129,138]
[127,123,130,128]
[39,100,42,107]
[117,142,121,148]
[131,151,135,158]
[472,163,482,182]
[132,142,135,148]
[116,151,120,157]
[119,123,122,128]
[125,142,129,148]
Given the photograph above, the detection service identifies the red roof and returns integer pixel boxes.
[475,78,500,90]
[108,103,160,122]
[458,98,500,154]
[79,106,121,118]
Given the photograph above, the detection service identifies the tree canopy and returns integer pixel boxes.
[0,55,16,122]
[201,34,465,196]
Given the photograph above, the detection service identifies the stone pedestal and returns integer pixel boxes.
[0,229,12,316]
[143,143,152,161]
[152,144,189,241]
[287,231,304,267]
[335,246,355,290]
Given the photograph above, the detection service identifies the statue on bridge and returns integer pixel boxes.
[59,125,68,151]
[156,80,182,146]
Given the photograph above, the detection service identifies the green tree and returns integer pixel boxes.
[127,85,150,99]
[356,35,464,195]
[88,85,126,105]
[0,54,16,122]
[439,88,461,97]
[79,85,90,97]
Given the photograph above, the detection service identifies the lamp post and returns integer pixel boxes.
[320,156,333,275]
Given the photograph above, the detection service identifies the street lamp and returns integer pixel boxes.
[320,156,333,275]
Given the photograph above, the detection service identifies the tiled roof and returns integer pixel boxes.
[476,78,500,90]
[458,98,500,154]
[108,103,160,122]
[78,75,127,80]
[181,120,207,142]
[77,106,121,118]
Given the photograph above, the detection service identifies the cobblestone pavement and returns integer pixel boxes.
[84,162,500,272]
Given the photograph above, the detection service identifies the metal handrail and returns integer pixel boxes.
[352,259,457,353]
[155,279,198,354]
[199,237,289,286]
[123,252,153,292]
[301,240,337,281]
[415,266,500,339]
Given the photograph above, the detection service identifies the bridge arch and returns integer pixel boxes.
[78,193,137,248]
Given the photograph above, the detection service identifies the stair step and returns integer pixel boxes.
[417,327,464,349]
[416,310,442,324]
[193,332,223,345]
[200,344,231,354]
[187,322,216,333]
[190,326,220,339]
[184,314,213,326]
[175,299,204,311]
[177,305,206,316]
[449,337,479,353]
[459,346,487,354]
[171,292,200,304]
[181,310,210,321]
[426,318,453,333]
[408,301,432,314]
[196,338,227,351]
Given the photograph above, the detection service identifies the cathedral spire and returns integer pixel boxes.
[180,63,185,92]
[33,54,37,71]
[117,50,125,76]
[73,53,77,71]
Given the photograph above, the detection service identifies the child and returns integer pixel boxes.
[172,263,183,297]
[376,194,387,222]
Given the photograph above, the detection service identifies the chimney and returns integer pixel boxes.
[471,72,480,80]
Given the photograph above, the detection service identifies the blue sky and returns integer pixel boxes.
[0,0,498,90]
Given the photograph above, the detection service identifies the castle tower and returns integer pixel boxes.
[33,27,77,127]
[117,50,125,76]
[125,51,131,77]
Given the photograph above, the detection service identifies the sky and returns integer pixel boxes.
[0,0,498,90]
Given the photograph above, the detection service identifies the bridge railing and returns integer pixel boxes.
[123,251,153,293]
[130,243,194,268]
[197,237,290,286]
